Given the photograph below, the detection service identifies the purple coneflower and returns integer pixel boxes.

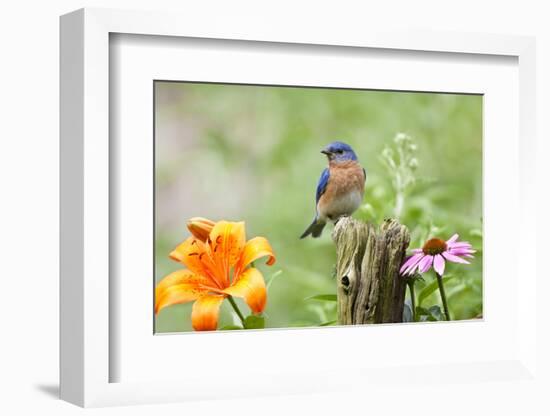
[400,234,475,277]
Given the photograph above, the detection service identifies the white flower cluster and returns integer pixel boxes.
[380,132,419,218]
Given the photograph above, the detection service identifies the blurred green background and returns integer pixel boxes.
[154,81,483,332]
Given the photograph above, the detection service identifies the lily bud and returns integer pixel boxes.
[187,217,215,241]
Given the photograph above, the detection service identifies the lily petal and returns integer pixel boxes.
[222,267,267,314]
[155,270,210,314]
[170,237,221,288]
[209,221,246,287]
[433,254,446,275]
[191,294,226,331]
[235,236,276,278]
[155,269,207,300]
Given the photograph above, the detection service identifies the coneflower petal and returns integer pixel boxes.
[443,251,470,264]
[449,248,476,256]
[418,255,434,273]
[400,253,424,274]
[447,242,472,249]
[446,234,459,245]
[433,254,445,275]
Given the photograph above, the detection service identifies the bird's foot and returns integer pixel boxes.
[333,214,351,225]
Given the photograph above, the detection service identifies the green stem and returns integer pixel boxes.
[407,280,417,322]
[435,272,451,321]
[227,296,246,327]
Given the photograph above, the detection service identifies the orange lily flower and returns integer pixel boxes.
[155,219,276,331]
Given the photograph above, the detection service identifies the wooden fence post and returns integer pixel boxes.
[332,217,410,324]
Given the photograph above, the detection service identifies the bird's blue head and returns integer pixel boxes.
[321,141,358,163]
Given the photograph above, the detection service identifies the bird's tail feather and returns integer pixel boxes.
[300,218,326,239]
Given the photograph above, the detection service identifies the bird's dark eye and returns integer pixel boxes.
[336,149,344,154]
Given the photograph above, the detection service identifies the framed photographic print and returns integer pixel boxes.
[153,81,482,333]
[60,8,538,407]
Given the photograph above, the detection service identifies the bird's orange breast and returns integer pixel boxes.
[317,160,365,220]
[325,160,365,197]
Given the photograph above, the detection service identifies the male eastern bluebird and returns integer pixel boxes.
[300,141,366,239]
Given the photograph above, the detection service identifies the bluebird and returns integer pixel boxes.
[300,141,366,239]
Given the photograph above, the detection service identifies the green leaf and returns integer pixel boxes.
[428,305,443,321]
[244,315,265,329]
[219,325,243,330]
[446,283,467,301]
[266,270,283,291]
[319,320,337,326]
[416,306,429,317]
[415,306,431,321]
[418,275,456,307]
[416,305,443,321]
[305,294,337,302]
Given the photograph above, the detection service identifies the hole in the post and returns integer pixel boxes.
[341,275,350,287]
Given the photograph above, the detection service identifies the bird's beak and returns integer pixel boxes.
[321,150,331,156]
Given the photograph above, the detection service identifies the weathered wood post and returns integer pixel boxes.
[332,217,410,324]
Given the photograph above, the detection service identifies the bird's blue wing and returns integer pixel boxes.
[315,168,330,204]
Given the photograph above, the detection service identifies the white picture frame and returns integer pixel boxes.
[60,8,537,407]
